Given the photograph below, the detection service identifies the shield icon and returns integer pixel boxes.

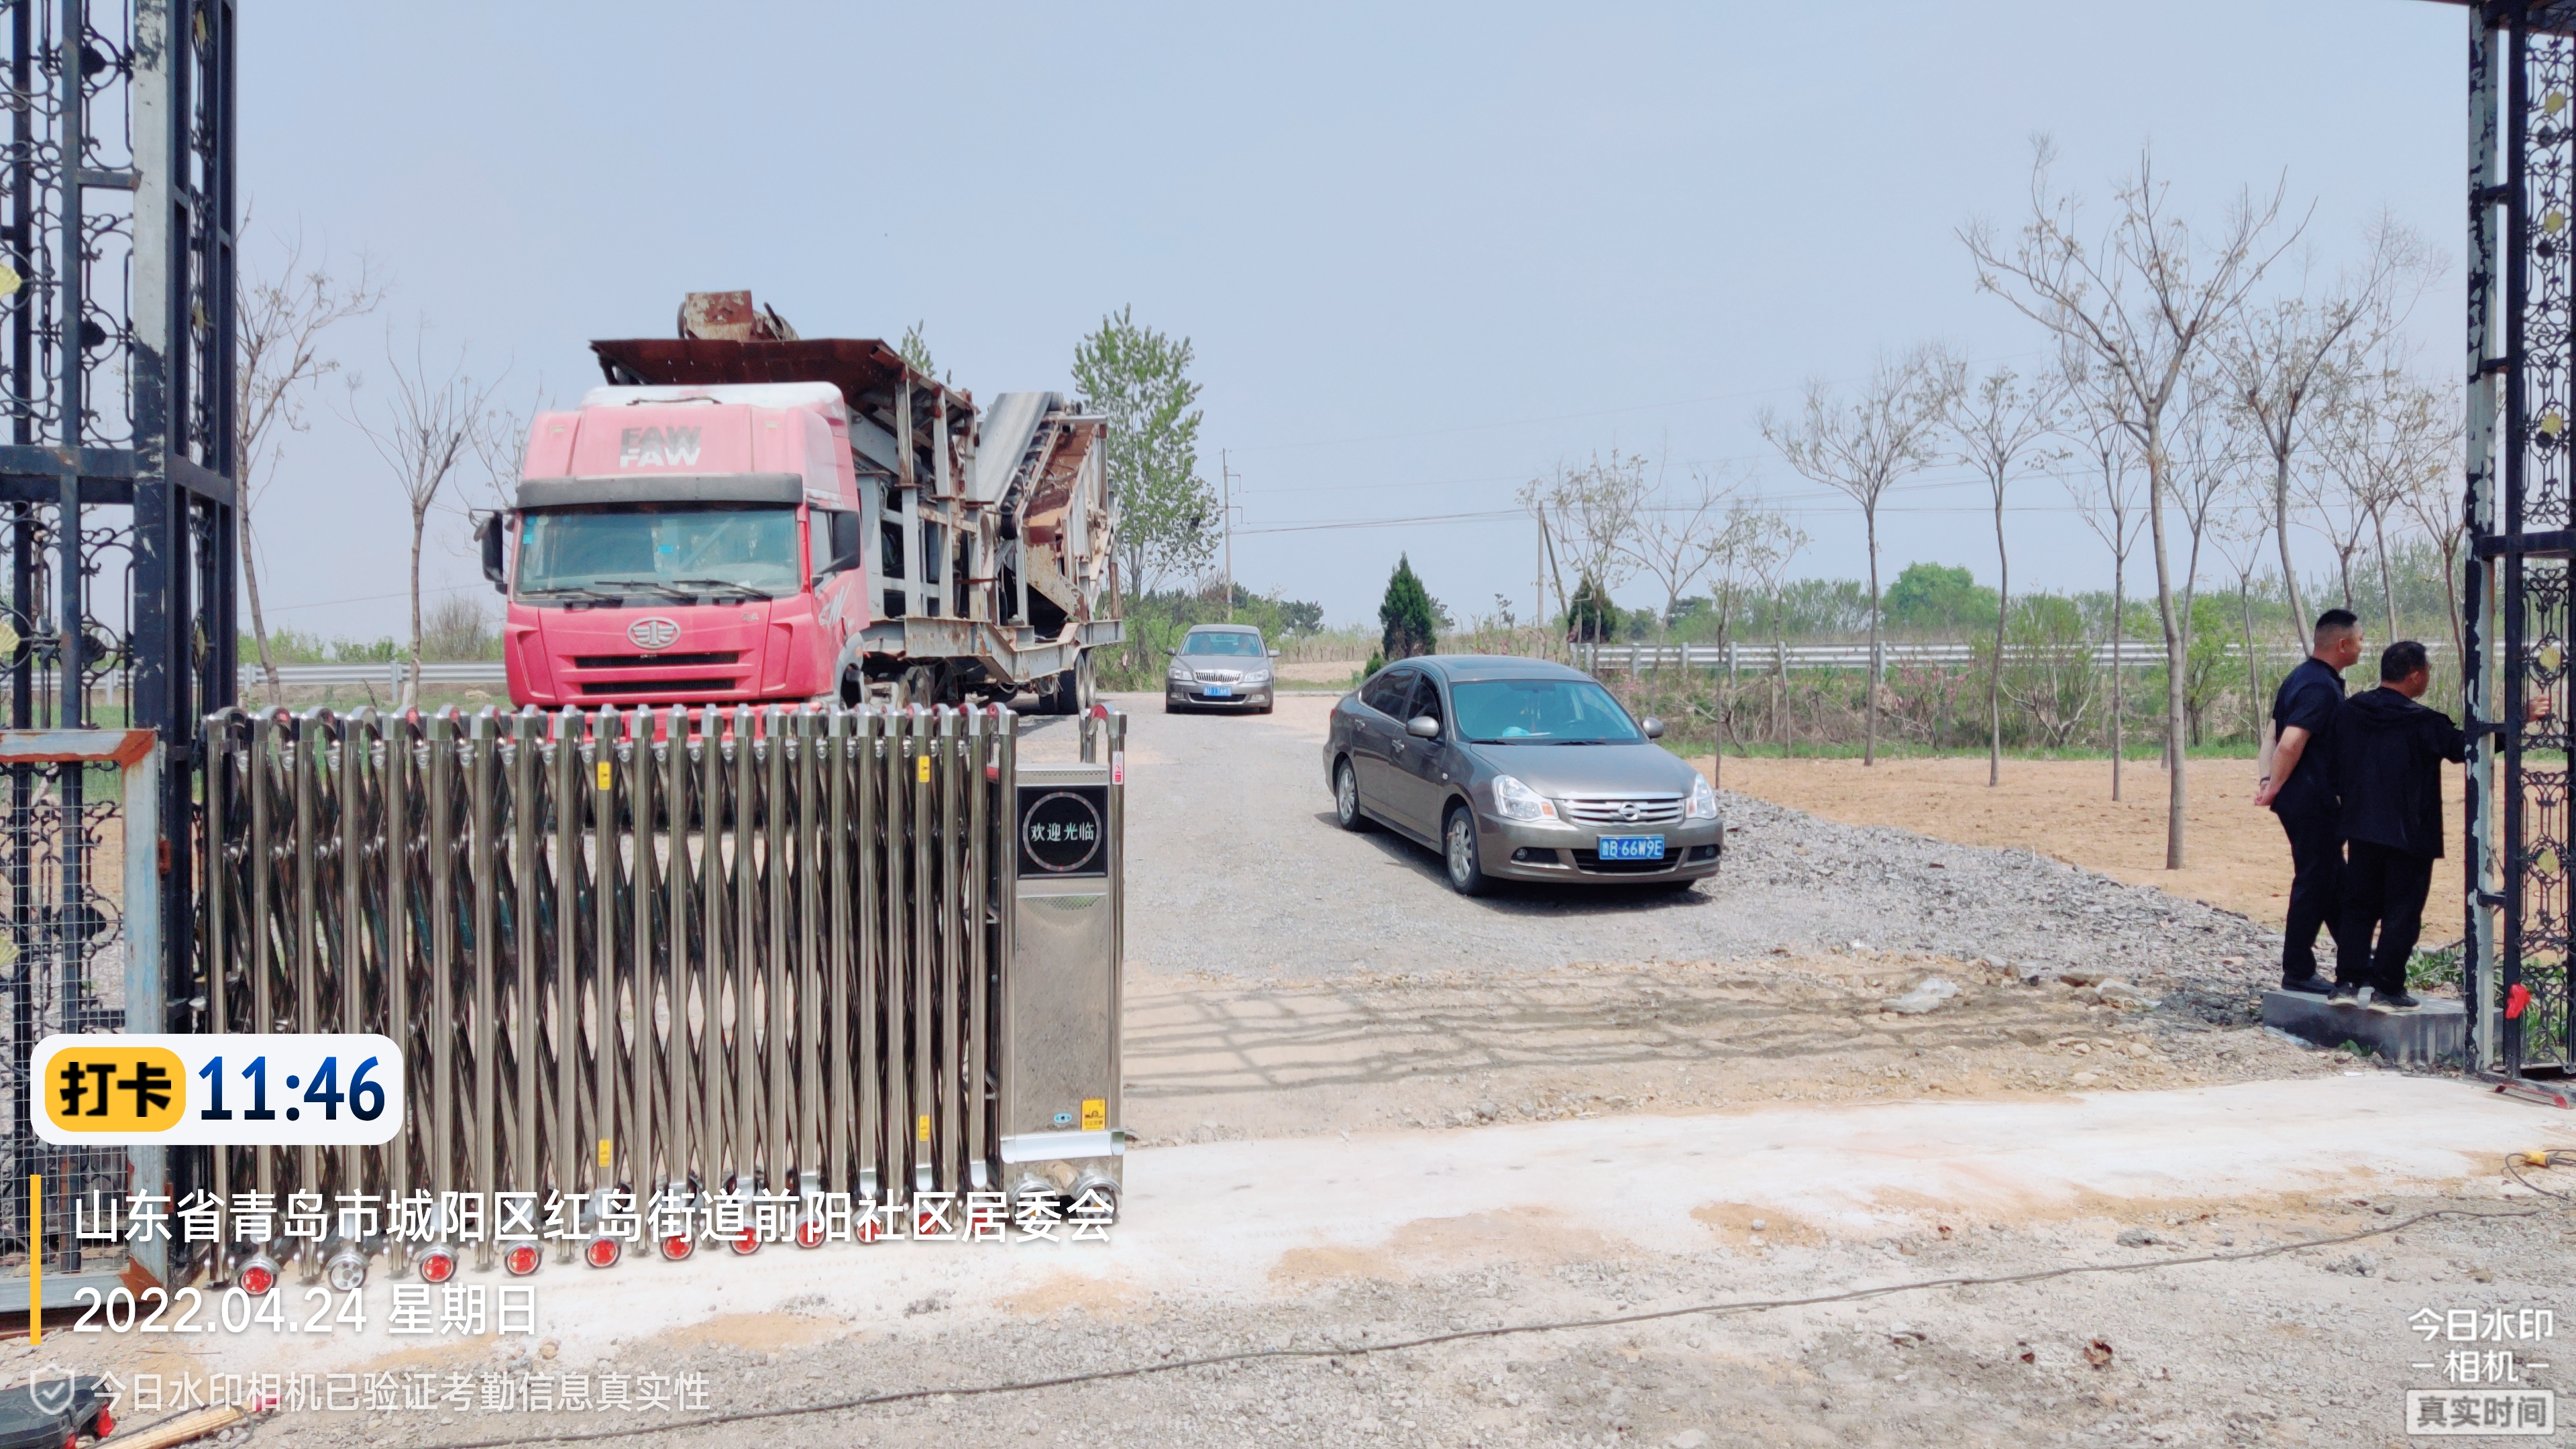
[628,616,681,651]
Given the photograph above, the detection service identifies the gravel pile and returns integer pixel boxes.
[1711,790,2286,1004]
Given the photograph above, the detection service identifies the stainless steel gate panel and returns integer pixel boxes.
[197,702,1121,1282]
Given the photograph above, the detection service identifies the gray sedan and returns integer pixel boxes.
[1320,655,1723,895]
[1165,625,1278,713]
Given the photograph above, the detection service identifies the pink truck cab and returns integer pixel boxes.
[485,381,873,708]
[483,294,1121,710]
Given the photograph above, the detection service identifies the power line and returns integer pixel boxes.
[1223,348,2054,455]
[260,580,486,616]
[1235,498,2300,537]
[1236,509,1526,537]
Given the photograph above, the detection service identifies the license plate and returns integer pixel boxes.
[1597,835,1665,861]
[1203,685,1232,698]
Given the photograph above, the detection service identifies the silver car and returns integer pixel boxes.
[1320,655,1723,894]
[1164,625,1278,713]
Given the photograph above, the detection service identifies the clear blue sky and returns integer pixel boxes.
[242,1,2467,639]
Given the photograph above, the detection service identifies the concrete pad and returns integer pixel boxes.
[235,1075,2573,1375]
[2262,987,2467,1065]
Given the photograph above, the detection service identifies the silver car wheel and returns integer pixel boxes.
[1444,808,1487,896]
[1334,760,1368,832]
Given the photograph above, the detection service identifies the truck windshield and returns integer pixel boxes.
[517,505,801,599]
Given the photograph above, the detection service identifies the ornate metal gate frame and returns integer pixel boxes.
[2467,0,2576,1087]
[0,0,237,1301]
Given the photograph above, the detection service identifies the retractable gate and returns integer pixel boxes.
[200,702,1124,1282]
[2467,2,2576,1083]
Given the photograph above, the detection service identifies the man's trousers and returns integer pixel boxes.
[2337,839,2436,997]
[2277,808,2344,985]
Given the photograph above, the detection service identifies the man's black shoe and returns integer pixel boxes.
[2328,983,2360,1004]
[2280,975,2332,996]
[2371,990,2420,1012]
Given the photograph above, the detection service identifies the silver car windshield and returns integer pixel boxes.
[1453,679,1642,744]
[518,504,800,598]
[1181,632,1265,657]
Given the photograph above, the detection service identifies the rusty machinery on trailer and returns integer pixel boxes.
[590,292,1124,712]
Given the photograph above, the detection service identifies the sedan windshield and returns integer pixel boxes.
[1181,632,1265,657]
[518,505,800,598]
[1452,678,1643,744]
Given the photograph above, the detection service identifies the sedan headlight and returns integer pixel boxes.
[1169,665,1195,684]
[1686,775,1719,820]
[1244,669,1271,685]
[1491,774,1560,824]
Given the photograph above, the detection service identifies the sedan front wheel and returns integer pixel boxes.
[1444,805,1490,896]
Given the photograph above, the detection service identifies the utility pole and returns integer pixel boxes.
[1220,449,1239,621]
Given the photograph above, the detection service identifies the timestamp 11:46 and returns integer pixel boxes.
[196,1054,388,1124]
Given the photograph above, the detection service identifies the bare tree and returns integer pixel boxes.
[347,324,504,709]
[2394,374,2471,669]
[2208,502,2275,743]
[1619,462,1739,667]
[233,228,386,704]
[1736,499,1809,753]
[2293,390,2375,617]
[467,388,545,518]
[1518,450,1648,663]
[2167,372,2248,757]
[1757,347,1954,765]
[2316,358,2459,645]
[1964,140,2296,868]
[2216,215,2429,645]
[1702,498,1803,778]
[1944,362,2063,786]
[2057,347,2147,800]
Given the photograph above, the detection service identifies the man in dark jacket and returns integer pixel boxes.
[2253,609,2363,995]
[2329,641,2459,1011]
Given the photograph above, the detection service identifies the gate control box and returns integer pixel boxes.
[1001,755,1124,1212]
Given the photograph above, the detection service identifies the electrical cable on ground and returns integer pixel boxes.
[2505,1148,2575,1201]
[411,1187,2567,1449]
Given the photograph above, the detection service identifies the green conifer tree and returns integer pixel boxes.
[1378,554,1440,661]
[1566,573,1619,642]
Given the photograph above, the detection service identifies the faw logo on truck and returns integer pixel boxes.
[628,617,682,649]
[618,426,702,468]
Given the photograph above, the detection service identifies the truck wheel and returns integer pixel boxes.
[1038,667,1074,715]
[900,665,942,708]
[1074,651,1097,714]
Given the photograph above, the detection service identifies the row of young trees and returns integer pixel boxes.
[1520,142,2458,871]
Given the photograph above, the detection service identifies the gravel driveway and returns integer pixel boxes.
[1032,694,2282,1003]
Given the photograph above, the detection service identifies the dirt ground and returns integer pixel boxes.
[1121,952,2345,1150]
[1703,753,2471,933]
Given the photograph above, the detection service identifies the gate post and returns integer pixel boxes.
[2466,0,2506,1073]
[2462,0,2576,1086]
